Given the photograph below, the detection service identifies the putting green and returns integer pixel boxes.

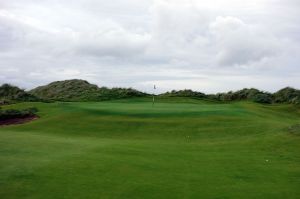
[0,98,299,198]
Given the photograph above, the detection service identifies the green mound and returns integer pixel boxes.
[0,84,39,104]
[29,79,101,101]
[273,87,300,104]
[29,79,148,101]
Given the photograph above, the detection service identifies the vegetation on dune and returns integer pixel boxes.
[0,84,39,104]
[97,87,149,100]
[162,87,300,104]
[211,88,273,104]
[252,92,273,104]
[159,89,206,99]
[1,79,300,104]
[29,79,101,101]
[29,79,148,101]
[273,87,300,104]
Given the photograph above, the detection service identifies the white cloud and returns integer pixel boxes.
[0,0,299,92]
[210,16,281,66]
[74,20,151,58]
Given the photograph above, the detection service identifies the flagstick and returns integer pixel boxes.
[152,84,156,107]
[152,94,154,107]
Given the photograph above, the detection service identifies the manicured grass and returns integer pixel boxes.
[0,98,300,198]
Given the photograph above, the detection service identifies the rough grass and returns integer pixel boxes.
[0,98,299,199]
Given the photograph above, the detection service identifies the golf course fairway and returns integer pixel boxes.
[0,98,299,199]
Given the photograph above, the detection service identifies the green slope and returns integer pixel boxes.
[29,79,147,101]
[0,98,299,199]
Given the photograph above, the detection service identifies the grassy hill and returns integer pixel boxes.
[0,84,39,104]
[273,87,300,104]
[29,79,102,101]
[0,98,299,198]
[29,79,148,101]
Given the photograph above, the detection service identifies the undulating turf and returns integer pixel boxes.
[0,98,299,199]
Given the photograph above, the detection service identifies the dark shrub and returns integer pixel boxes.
[0,107,38,120]
[160,89,206,98]
[273,87,300,104]
[253,93,273,104]
[0,84,39,102]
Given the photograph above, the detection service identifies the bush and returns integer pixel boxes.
[0,99,10,105]
[273,87,300,104]
[0,84,39,102]
[253,93,273,104]
[210,89,273,104]
[0,107,38,120]
[290,96,300,104]
[160,89,206,98]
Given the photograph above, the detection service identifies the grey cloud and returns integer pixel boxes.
[210,16,281,66]
[0,0,299,92]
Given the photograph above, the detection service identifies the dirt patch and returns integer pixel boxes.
[0,115,39,126]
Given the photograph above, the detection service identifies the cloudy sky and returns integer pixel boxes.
[0,0,299,93]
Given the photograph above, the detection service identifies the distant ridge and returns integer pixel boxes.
[159,87,300,104]
[1,79,299,104]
